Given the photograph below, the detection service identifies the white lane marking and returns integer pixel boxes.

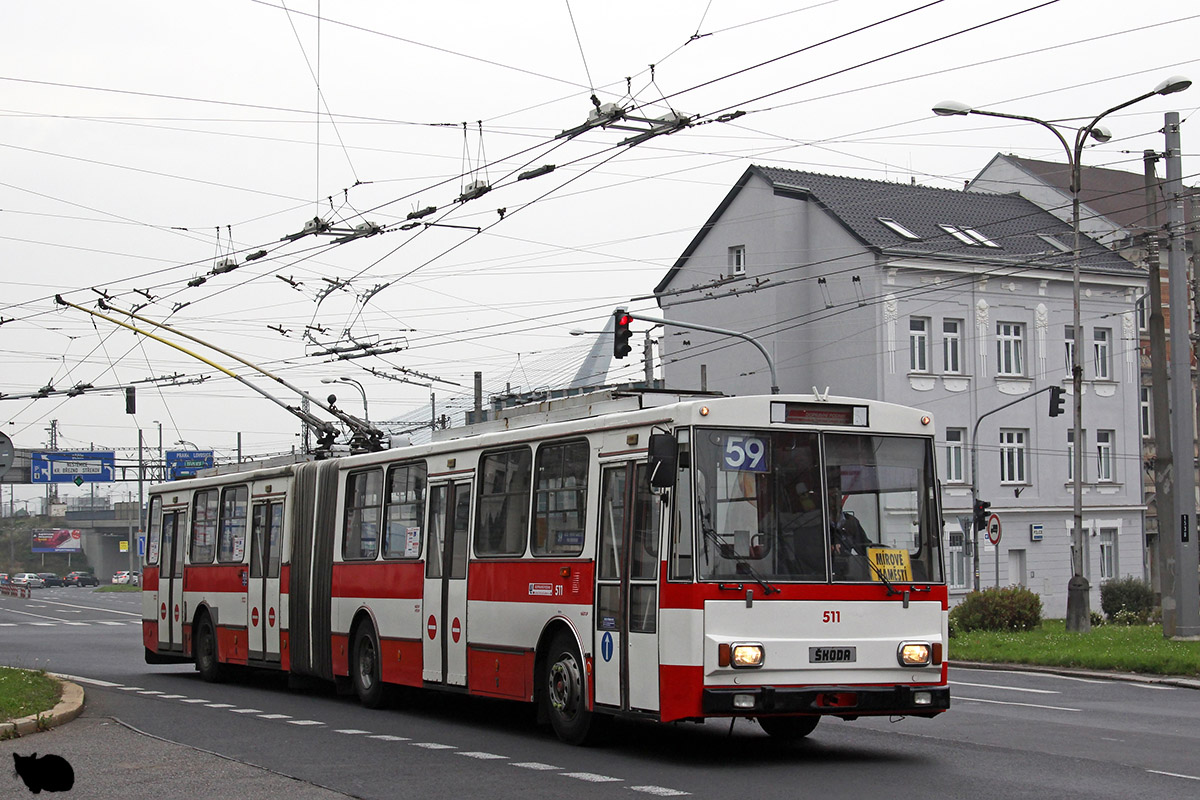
[411,743,456,750]
[158,694,187,699]
[335,729,371,735]
[96,621,127,626]
[951,680,1059,695]
[289,720,325,726]
[230,708,263,714]
[205,703,236,708]
[179,699,210,704]
[631,787,691,796]
[457,752,507,760]
[512,763,561,771]
[2,607,69,622]
[1127,683,1175,691]
[1147,769,1200,781]
[29,622,56,626]
[19,598,142,617]
[0,623,15,627]
[258,714,292,720]
[137,690,164,695]
[957,696,1081,712]
[368,735,410,741]
[973,669,1105,685]
[561,773,622,783]
[54,674,122,688]
[62,622,90,626]
[119,687,144,692]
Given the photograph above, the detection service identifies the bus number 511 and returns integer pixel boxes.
[822,611,841,623]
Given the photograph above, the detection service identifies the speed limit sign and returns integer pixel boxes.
[986,513,1002,545]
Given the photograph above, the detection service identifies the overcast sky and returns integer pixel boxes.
[3,0,1197,504]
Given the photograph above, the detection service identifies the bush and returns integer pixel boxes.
[949,585,1043,634]
[1100,577,1155,623]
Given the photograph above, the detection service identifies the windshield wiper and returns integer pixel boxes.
[701,525,779,595]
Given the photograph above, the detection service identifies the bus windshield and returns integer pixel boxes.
[689,428,942,584]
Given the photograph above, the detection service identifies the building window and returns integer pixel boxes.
[909,318,929,372]
[999,429,1027,484]
[1064,326,1075,375]
[878,217,921,240]
[948,529,968,590]
[996,323,1024,376]
[728,245,746,276]
[1141,386,1153,438]
[945,428,965,483]
[1136,295,1148,332]
[943,319,962,374]
[1099,528,1118,580]
[1067,429,1088,482]
[1094,328,1111,380]
[1096,430,1114,482]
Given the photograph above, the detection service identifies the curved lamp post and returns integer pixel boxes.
[933,76,1191,632]
[322,377,369,423]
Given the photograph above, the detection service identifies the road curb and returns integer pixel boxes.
[953,660,1200,690]
[0,677,85,739]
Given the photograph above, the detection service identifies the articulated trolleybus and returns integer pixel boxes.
[142,390,949,744]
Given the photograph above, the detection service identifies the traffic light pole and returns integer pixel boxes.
[970,385,1058,591]
[617,310,779,394]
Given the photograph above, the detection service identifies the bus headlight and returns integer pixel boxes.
[897,642,932,667]
[731,643,765,669]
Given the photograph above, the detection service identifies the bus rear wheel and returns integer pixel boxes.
[195,615,224,683]
[352,624,387,709]
[757,715,819,741]
[544,632,606,745]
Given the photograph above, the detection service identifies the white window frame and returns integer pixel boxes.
[1096,430,1114,482]
[947,529,968,590]
[909,317,930,373]
[1141,386,1153,438]
[945,428,965,483]
[1067,429,1087,482]
[1099,528,1117,580]
[943,319,962,374]
[999,428,1027,484]
[1094,328,1111,380]
[728,245,746,276]
[1064,326,1076,375]
[996,322,1024,376]
[1136,295,1148,332]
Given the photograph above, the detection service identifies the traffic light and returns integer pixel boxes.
[1048,385,1065,417]
[125,386,136,415]
[973,499,991,531]
[613,308,633,359]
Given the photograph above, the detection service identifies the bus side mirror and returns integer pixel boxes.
[647,433,677,488]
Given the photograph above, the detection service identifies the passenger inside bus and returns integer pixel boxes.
[829,486,873,580]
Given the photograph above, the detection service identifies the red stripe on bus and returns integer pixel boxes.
[660,664,704,722]
[331,561,424,599]
[467,560,595,603]
[660,576,948,609]
[217,625,249,665]
[380,638,423,687]
[142,566,159,591]
[184,564,246,593]
[466,647,535,701]
[142,620,158,651]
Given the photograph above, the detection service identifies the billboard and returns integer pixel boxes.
[32,528,83,553]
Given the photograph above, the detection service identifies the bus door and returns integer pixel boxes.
[157,509,185,653]
[248,500,283,662]
[594,462,661,712]
[422,481,471,686]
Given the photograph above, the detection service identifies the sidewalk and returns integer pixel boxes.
[1,680,353,800]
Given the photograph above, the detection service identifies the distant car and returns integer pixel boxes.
[38,573,64,587]
[11,573,45,589]
[0,573,9,585]
[63,571,99,587]
[112,570,132,585]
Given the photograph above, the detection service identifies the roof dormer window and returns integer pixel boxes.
[877,217,920,240]
[963,228,1001,248]
[1037,233,1072,253]
[938,224,1001,248]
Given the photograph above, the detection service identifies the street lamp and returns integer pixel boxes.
[322,377,369,422]
[933,76,1191,633]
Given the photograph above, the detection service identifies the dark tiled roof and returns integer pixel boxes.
[753,165,1134,272]
[970,154,1193,234]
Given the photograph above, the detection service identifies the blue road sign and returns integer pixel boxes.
[31,451,116,483]
[601,631,614,662]
[165,449,214,480]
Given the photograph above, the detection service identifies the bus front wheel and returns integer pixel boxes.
[352,624,387,709]
[757,715,819,741]
[544,632,606,745]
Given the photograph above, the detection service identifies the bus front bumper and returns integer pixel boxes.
[701,684,950,718]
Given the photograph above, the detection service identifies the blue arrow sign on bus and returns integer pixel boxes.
[31,451,116,483]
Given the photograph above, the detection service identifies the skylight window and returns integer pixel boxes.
[938,224,978,246]
[1037,233,1072,253]
[963,228,1002,248]
[877,217,920,240]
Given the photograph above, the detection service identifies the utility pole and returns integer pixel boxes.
[1145,150,1174,610]
[1164,111,1200,637]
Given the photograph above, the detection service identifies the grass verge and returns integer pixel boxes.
[951,619,1200,676]
[95,584,140,593]
[0,666,62,723]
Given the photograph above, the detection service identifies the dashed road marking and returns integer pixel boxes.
[205,703,236,708]
[179,699,210,704]
[258,713,292,720]
[457,752,507,760]
[562,772,622,783]
[631,787,691,796]
[512,762,561,771]
[1147,769,1200,781]
[335,729,371,735]
[289,720,325,726]
[230,708,263,714]
[411,742,456,750]
[956,696,1080,712]
[368,735,409,741]
[137,690,164,695]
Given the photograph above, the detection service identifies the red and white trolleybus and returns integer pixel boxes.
[142,390,949,744]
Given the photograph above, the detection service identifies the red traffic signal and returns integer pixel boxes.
[613,309,633,359]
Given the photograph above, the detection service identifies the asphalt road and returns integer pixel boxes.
[3,587,1199,799]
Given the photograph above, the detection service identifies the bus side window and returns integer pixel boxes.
[191,489,219,564]
[383,462,426,559]
[218,485,248,563]
[344,469,383,560]
[146,496,162,565]
[476,447,531,557]
[531,439,588,557]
